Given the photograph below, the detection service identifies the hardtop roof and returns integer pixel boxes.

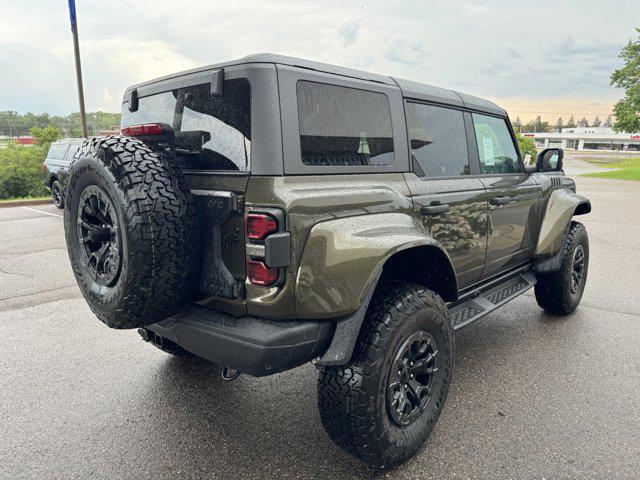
[124,53,505,116]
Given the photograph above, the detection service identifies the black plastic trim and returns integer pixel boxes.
[264,232,291,267]
[316,274,378,366]
[146,305,335,376]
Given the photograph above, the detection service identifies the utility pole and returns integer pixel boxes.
[68,0,88,138]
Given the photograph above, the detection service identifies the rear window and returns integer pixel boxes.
[65,144,80,160]
[47,143,67,160]
[121,79,251,171]
[296,81,394,167]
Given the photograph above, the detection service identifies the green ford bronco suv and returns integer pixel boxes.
[63,54,591,468]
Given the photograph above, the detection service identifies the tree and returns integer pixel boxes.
[610,27,640,132]
[578,117,589,128]
[516,133,537,164]
[566,115,576,128]
[602,114,613,128]
[513,116,522,133]
[28,125,61,146]
[555,117,564,131]
[592,116,601,127]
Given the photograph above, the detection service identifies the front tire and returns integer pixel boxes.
[317,282,454,469]
[535,221,589,315]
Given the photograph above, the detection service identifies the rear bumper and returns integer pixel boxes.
[145,305,335,376]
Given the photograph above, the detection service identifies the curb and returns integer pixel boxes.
[0,198,53,208]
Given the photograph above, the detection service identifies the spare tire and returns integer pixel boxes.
[64,135,199,329]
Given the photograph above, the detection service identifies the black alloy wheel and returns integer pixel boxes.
[570,244,586,295]
[52,181,64,208]
[76,185,122,287]
[387,330,439,426]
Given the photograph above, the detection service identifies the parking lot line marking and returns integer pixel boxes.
[21,206,63,218]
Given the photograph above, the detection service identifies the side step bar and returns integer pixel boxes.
[449,271,537,330]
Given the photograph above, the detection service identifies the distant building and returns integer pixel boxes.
[15,136,36,145]
[524,127,640,151]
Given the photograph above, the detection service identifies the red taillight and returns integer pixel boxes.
[246,213,278,241]
[121,123,164,136]
[247,260,278,286]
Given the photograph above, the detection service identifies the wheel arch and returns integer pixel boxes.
[316,242,457,367]
[295,212,458,319]
[378,245,458,303]
[574,199,591,216]
[534,188,590,258]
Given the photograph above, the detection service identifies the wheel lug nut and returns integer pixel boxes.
[410,374,414,378]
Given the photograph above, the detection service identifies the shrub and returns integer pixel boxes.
[0,143,49,199]
[516,133,538,164]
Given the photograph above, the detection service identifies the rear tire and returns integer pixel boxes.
[317,282,454,469]
[51,180,64,209]
[64,136,199,329]
[535,221,589,315]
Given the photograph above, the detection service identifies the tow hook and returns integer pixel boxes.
[221,367,242,381]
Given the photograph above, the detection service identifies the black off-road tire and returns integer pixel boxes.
[51,180,64,208]
[317,282,454,469]
[64,135,199,329]
[535,221,589,315]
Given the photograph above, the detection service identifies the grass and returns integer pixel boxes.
[0,195,50,204]
[582,157,640,181]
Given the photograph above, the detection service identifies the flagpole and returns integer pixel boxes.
[68,0,88,138]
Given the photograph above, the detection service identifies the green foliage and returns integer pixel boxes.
[578,117,590,128]
[566,115,577,128]
[513,116,522,133]
[0,110,121,137]
[523,115,551,133]
[592,116,601,127]
[28,125,61,146]
[0,143,49,199]
[610,27,640,133]
[516,133,538,164]
[555,117,564,131]
[582,157,640,181]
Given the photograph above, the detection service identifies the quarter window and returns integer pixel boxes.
[472,113,521,174]
[406,103,469,177]
[296,81,394,167]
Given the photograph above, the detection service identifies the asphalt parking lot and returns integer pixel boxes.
[1,175,639,479]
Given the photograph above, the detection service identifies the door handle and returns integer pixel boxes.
[420,204,450,215]
[490,196,511,206]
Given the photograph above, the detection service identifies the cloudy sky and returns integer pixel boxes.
[0,0,637,122]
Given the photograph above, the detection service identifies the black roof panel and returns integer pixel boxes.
[125,53,505,116]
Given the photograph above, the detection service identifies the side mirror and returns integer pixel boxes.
[536,147,564,172]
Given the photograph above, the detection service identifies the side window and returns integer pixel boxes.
[406,102,469,177]
[296,81,394,167]
[472,113,522,174]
